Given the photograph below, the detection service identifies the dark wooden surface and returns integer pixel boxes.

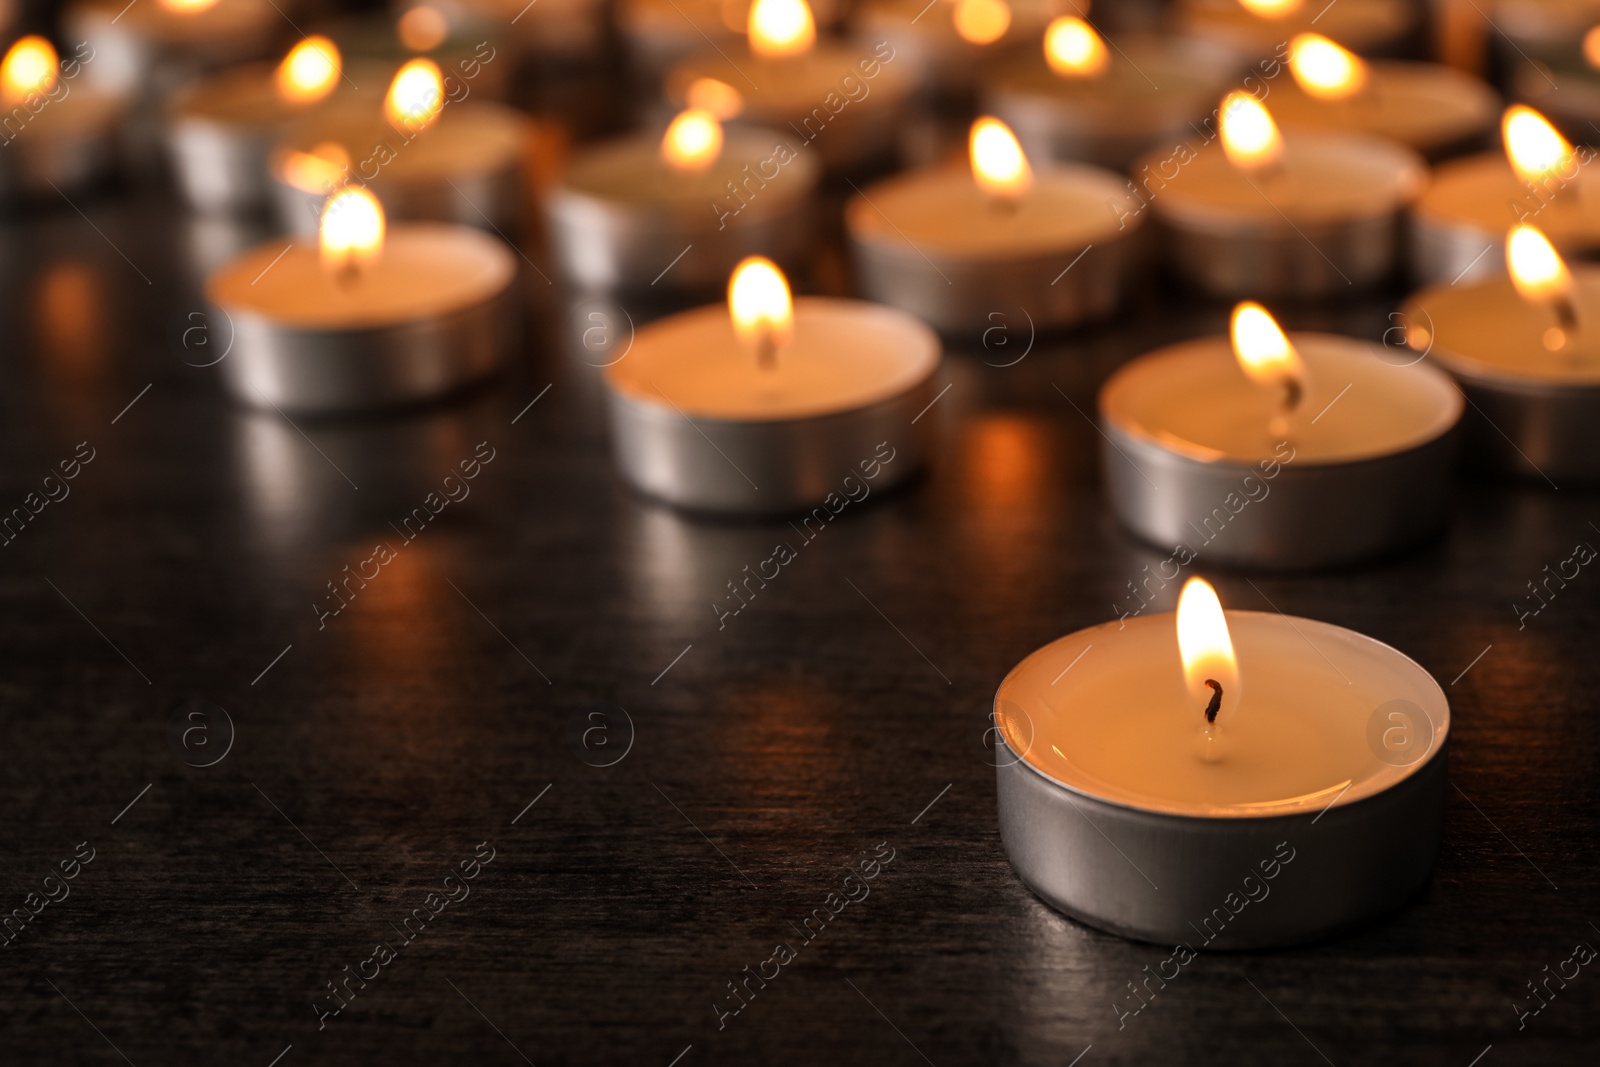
[1,108,1598,1067]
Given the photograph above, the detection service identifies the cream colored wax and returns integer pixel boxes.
[1101,333,1461,463]
[1175,0,1414,60]
[1149,133,1426,235]
[996,610,1449,816]
[1415,154,1600,262]
[206,224,514,330]
[1268,61,1499,156]
[847,164,1135,261]
[1406,269,1600,384]
[563,128,818,215]
[604,297,938,420]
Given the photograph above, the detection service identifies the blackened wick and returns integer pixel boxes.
[1204,679,1223,725]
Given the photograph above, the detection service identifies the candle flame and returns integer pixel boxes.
[1288,33,1366,100]
[661,109,723,172]
[281,141,351,194]
[385,58,445,131]
[970,116,1032,201]
[1586,25,1600,69]
[160,0,221,12]
[1176,577,1238,724]
[320,187,386,277]
[1230,301,1306,391]
[1219,91,1284,172]
[1507,224,1574,303]
[953,0,1012,46]
[275,36,340,105]
[1237,0,1301,16]
[1,36,57,106]
[1502,105,1573,186]
[686,76,744,119]
[748,0,815,59]
[398,6,450,52]
[728,256,794,357]
[1044,16,1109,78]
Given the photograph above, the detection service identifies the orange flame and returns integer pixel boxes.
[320,188,386,277]
[953,0,1012,46]
[748,0,815,59]
[275,36,340,106]
[686,76,744,120]
[1044,16,1108,78]
[385,58,445,131]
[661,109,723,172]
[728,256,794,358]
[1177,577,1238,724]
[970,116,1032,201]
[0,36,56,106]
[1219,91,1284,172]
[1502,105,1574,186]
[1288,33,1366,100]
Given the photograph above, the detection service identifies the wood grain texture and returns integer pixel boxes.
[0,184,1594,1067]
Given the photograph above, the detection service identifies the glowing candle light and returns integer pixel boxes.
[1231,301,1307,437]
[1218,90,1284,173]
[748,0,815,58]
[1043,16,1109,78]
[275,36,340,106]
[398,6,451,52]
[970,115,1032,205]
[1502,105,1575,189]
[0,36,57,106]
[952,0,1012,46]
[1507,223,1579,351]
[727,255,794,368]
[1237,0,1301,16]
[320,187,386,282]
[1288,33,1366,100]
[685,76,743,120]
[385,58,445,132]
[660,108,723,172]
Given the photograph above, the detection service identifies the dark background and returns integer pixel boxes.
[1,0,1597,1065]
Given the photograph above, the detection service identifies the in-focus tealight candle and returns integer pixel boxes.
[206,188,516,413]
[847,115,1144,334]
[1135,91,1426,297]
[1403,222,1600,482]
[996,576,1450,947]
[602,257,940,512]
[1098,302,1462,568]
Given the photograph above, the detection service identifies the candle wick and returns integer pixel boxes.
[757,330,777,371]
[1203,679,1223,725]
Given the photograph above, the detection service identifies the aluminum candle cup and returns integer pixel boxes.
[846,162,1145,336]
[665,42,914,173]
[982,36,1237,170]
[547,127,821,296]
[1268,61,1499,160]
[1412,154,1600,286]
[205,224,516,414]
[1098,333,1463,568]
[1174,0,1416,62]
[602,297,940,514]
[270,101,535,235]
[855,0,1054,97]
[1402,268,1600,482]
[995,609,1450,948]
[1135,133,1427,298]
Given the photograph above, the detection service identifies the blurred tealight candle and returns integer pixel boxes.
[1412,104,1600,285]
[601,256,940,513]
[1264,33,1498,159]
[665,0,914,172]
[547,107,821,295]
[206,187,516,413]
[1174,0,1415,64]
[856,0,1052,98]
[1401,223,1600,481]
[0,35,127,200]
[67,0,280,100]
[846,115,1145,335]
[1097,302,1461,567]
[1134,91,1426,298]
[983,16,1237,169]
[165,36,343,213]
[270,57,537,234]
[995,576,1450,946]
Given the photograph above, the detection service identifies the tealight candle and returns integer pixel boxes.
[0,36,127,198]
[982,18,1237,169]
[269,58,536,235]
[548,109,821,295]
[1134,91,1426,297]
[996,577,1449,947]
[856,0,1053,97]
[433,0,608,63]
[164,36,342,214]
[1402,223,1600,482]
[1098,302,1462,568]
[602,257,940,513]
[846,116,1144,335]
[67,0,280,98]
[1412,104,1600,286]
[206,188,516,413]
[1511,23,1600,140]
[619,0,845,81]
[664,0,914,172]
[1174,0,1416,63]
[1267,33,1498,160]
